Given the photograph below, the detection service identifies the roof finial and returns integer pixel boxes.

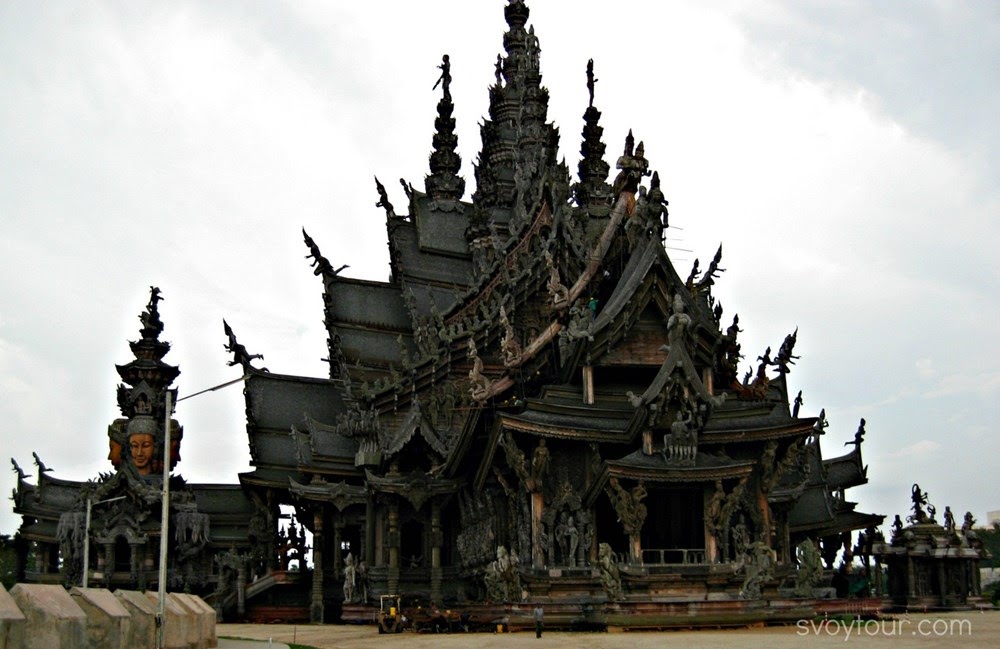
[433,54,451,102]
[374,176,396,218]
[586,58,597,107]
[223,319,266,372]
[426,55,465,201]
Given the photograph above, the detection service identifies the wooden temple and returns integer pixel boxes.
[10,0,891,625]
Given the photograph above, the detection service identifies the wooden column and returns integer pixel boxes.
[267,491,279,572]
[387,501,400,595]
[365,496,375,567]
[332,520,343,587]
[237,560,248,618]
[531,492,545,568]
[311,510,324,624]
[582,366,595,405]
[430,500,442,604]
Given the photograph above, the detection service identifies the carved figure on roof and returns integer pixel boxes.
[302,228,336,277]
[467,338,492,401]
[433,54,452,101]
[685,259,700,294]
[773,328,800,374]
[792,390,803,418]
[32,452,52,474]
[908,483,929,524]
[223,319,264,371]
[495,53,503,85]
[10,458,27,481]
[696,244,725,294]
[667,292,691,346]
[399,177,414,200]
[726,314,742,340]
[611,130,650,199]
[943,506,956,534]
[586,58,597,107]
[814,408,828,434]
[525,25,540,68]
[139,286,164,333]
[374,176,396,219]
[960,512,977,547]
[499,305,523,367]
[544,249,569,306]
[891,514,903,537]
[754,347,774,383]
[845,418,865,448]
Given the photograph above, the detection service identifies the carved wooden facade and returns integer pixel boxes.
[11,0,886,622]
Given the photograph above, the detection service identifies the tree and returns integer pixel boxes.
[980,523,1000,569]
[0,534,17,589]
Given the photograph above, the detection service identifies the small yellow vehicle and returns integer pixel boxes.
[377,594,404,633]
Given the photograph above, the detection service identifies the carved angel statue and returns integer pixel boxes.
[374,176,396,218]
[467,338,491,400]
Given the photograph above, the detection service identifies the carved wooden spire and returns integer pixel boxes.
[575,58,611,209]
[115,286,180,410]
[471,0,565,245]
[425,54,465,201]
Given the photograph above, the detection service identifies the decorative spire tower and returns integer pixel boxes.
[574,58,611,210]
[471,0,564,245]
[425,54,465,202]
[110,287,182,474]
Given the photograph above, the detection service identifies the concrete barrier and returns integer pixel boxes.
[145,592,192,649]
[169,594,207,649]
[0,584,26,649]
[173,593,217,647]
[69,587,131,649]
[9,583,87,649]
[113,590,157,649]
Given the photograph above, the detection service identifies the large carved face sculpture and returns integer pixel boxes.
[108,438,122,468]
[129,433,155,475]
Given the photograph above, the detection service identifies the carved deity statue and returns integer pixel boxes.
[794,538,824,597]
[597,543,622,600]
[530,438,550,490]
[343,552,357,603]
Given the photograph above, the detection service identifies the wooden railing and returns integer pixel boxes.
[641,548,707,565]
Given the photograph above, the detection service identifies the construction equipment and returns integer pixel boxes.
[377,594,404,633]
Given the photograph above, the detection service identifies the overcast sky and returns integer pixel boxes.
[2,0,998,537]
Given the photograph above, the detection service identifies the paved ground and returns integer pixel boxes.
[220,609,998,648]
[218,639,290,649]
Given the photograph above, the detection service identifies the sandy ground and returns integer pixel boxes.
[220,609,999,649]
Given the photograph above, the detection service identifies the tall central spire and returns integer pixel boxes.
[471,0,563,245]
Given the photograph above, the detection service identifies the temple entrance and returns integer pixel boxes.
[339,524,361,559]
[640,487,705,565]
[400,520,424,568]
[114,537,131,573]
